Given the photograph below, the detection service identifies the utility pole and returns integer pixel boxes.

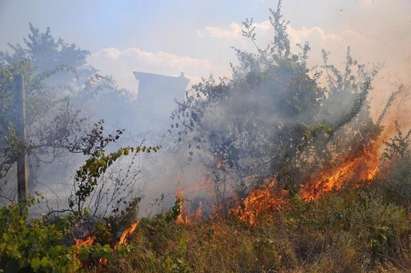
[15,74,29,203]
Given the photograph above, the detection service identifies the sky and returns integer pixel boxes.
[0,0,410,94]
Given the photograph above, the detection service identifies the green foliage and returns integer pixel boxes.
[70,145,158,215]
[0,24,122,195]
[77,243,112,270]
[68,120,160,217]
[0,201,79,273]
[1,181,409,273]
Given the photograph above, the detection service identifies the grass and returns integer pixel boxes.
[97,186,411,273]
[1,168,410,273]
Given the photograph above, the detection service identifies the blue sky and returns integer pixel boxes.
[0,0,355,52]
[0,0,410,92]
[0,0,272,52]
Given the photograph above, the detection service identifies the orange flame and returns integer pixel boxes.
[75,235,95,248]
[175,190,189,225]
[231,178,288,226]
[233,135,385,225]
[116,221,139,247]
[174,190,208,224]
[300,139,381,201]
[74,221,139,268]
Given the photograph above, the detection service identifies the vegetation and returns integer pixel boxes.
[0,124,159,272]
[105,187,410,273]
[1,173,409,273]
[0,24,132,201]
[171,1,379,205]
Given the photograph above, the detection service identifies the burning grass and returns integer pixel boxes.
[98,186,411,273]
[1,161,410,273]
[69,125,411,273]
[231,138,382,226]
[231,178,288,225]
[116,222,139,247]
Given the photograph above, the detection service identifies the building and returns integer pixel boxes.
[134,71,189,132]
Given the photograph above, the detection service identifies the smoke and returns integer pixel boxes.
[67,5,411,217]
[1,1,410,218]
[196,0,411,124]
[130,0,411,215]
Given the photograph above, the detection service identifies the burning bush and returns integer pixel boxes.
[172,1,380,208]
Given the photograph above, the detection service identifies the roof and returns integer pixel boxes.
[133,71,189,85]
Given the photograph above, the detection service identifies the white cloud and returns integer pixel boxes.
[88,47,218,93]
[197,23,242,40]
[197,20,354,65]
[196,16,410,83]
[198,20,353,52]
[197,20,271,42]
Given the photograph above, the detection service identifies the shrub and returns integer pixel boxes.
[0,201,79,273]
[283,189,411,270]
[380,155,411,209]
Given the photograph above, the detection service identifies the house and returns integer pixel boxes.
[134,71,189,132]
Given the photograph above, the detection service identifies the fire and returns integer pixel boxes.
[233,138,383,225]
[74,221,139,268]
[116,221,139,247]
[75,221,139,250]
[300,139,381,201]
[299,116,405,202]
[75,235,95,248]
[174,189,208,224]
[231,178,288,226]
[175,190,189,225]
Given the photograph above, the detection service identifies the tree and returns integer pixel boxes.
[171,1,379,203]
[0,25,117,202]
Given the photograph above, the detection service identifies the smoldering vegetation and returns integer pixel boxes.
[0,1,411,273]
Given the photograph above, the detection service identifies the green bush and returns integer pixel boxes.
[0,202,79,273]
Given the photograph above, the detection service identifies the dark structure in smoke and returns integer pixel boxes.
[134,71,189,133]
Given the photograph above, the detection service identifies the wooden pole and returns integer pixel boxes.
[15,74,29,203]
